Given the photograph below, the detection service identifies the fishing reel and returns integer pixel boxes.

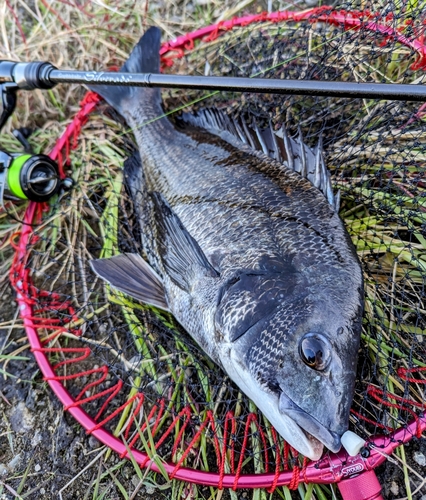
[0,147,60,206]
[0,60,70,207]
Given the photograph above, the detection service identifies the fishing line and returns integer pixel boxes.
[1,209,41,226]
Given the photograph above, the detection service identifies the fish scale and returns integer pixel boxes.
[249,300,311,372]
[142,134,344,272]
[89,27,364,461]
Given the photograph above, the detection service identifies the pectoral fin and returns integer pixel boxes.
[151,192,219,291]
[91,253,169,311]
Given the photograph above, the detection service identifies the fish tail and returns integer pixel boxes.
[87,27,162,117]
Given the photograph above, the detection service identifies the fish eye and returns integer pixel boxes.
[299,334,331,371]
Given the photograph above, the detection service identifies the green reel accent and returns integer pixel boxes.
[7,154,31,199]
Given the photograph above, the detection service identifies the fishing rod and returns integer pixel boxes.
[1,58,426,207]
[2,61,426,108]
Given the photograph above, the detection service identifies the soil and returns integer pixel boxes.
[0,284,166,500]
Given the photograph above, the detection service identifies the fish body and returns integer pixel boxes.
[89,27,364,460]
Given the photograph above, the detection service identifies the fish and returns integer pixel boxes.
[88,26,364,461]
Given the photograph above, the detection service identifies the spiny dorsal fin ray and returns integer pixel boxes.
[269,120,281,162]
[178,108,337,211]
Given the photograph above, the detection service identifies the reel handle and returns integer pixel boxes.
[0,83,17,131]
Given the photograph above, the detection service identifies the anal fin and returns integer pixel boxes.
[91,253,169,311]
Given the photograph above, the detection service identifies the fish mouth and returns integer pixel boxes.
[223,348,324,460]
[279,391,342,453]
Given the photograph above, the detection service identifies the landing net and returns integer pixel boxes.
[9,4,426,496]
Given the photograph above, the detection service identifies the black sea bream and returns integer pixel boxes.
[89,27,364,460]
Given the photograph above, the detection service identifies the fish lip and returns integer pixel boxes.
[279,391,342,453]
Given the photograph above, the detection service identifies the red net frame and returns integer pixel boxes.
[9,7,426,496]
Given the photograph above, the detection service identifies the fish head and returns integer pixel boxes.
[216,270,363,460]
[249,295,363,458]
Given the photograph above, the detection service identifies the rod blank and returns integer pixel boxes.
[49,69,426,101]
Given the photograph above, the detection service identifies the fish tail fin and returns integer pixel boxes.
[87,26,162,117]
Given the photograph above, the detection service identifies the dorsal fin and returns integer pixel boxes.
[178,108,340,212]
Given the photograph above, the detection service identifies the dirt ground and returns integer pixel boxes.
[0,285,169,500]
